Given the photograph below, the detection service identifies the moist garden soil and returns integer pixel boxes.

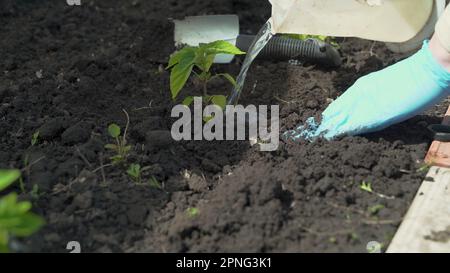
[1,0,448,253]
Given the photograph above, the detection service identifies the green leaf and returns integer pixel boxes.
[202,40,246,55]
[360,181,373,193]
[203,116,214,123]
[104,144,118,150]
[149,176,162,190]
[203,54,216,73]
[167,47,196,69]
[123,145,132,153]
[8,213,45,237]
[31,131,39,146]
[210,95,227,110]
[110,155,124,164]
[0,193,44,239]
[108,124,121,138]
[182,96,194,106]
[368,204,385,215]
[217,73,237,87]
[283,34,340,48]
[0,230,8,253]
[0,170,21,192]
[202,95,212,104]
[170,60,194,100]
[127,164,141,178]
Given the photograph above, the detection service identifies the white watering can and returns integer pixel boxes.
[269,0,447,53]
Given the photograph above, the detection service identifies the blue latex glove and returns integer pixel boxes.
[284,41,450,141]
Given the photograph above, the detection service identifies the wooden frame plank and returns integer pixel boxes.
[425,107,450,167]
[387,167,450,253]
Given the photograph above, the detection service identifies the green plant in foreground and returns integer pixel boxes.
[0,169,44,253]
[167,40,246,110]
[105,123,131,165]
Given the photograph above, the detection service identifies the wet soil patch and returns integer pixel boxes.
[1,0,448,252]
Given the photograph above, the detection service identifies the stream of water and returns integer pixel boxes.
[228,19,274,105]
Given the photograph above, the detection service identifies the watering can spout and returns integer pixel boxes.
[269,0,442,44]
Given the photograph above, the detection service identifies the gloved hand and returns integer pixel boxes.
[284,41,450,141]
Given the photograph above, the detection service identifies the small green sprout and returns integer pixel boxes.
[186,207,199,218]
[127,164,142,184]
[360,181,373,193]
[167,40,245,111]
[417,162,432,173]
[30,184,40,200]
[105,123,131,165]
[0,169,44,253]
[149,176,162,190]
[31,131,40,146]
[360,181,395,200]
[368,204,385,215]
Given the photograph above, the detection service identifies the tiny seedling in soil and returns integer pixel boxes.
[417,162,432,173]
[360,181,373,193]
[105,123,131,165]
[149,176,162,190]
[167,40,245,111]
[360,181,395,200]
[368,204,385,216]
[0,169,44,253]
[30,184,40,200]
[17,154,31,194]
[31,131,39,146]
[127,164,142,184]
[186,207,199,218]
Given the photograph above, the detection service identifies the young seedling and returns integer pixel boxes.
[30,184,40,200]
[368,204,385,216]
[149,176,162,190]
[127,164,142,184]
[105,123,131,165]
[31,131,39,146]
[167,40,246,111]
[417,162,432,173]
[360,181,395,200]
[360,181,373,193]
[186,207,199,218]
[0,169,44,253]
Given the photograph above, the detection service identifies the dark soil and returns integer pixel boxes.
[1,0,448,253]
